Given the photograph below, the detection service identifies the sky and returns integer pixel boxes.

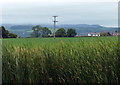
[0,0,119,27]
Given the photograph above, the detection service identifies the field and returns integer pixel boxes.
[2,37,120,84]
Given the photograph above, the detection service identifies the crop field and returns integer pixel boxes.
[2,37,120,84]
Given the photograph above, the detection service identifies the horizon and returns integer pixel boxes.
[1,23,118,28]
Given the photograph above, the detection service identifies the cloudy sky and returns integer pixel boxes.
[1,0,119,27]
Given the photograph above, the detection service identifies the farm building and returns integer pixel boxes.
[88,33,100,36]
[112,32,120,36]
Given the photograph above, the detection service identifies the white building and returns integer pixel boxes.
[112,32,120,36]
[88,33,100,36]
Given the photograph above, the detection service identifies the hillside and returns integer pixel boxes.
[2,24,117,37]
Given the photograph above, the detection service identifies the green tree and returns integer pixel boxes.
[8,33,18,38]
[55,28,66,37]
[0,27,1,38]
[0,26,9,38]
[31,25,52,37]
[67,29,77,37]
[0,26,18,38]
[31,25,43,37]
[42,27,52,37]
[100,32,111,36]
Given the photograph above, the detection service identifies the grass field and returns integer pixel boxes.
[2,37,120,84]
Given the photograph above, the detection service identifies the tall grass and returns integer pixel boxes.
[2,37,120,84]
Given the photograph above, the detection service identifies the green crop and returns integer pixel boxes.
[2,37,120,84]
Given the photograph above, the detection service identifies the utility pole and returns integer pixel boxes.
[53,16,58,38]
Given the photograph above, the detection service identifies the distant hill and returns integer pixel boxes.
[1,24,15,30]
[10,25,34,31]
[2,24,117,37]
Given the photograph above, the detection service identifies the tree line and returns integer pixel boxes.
[1,25,118,38]
[0,25,77,38]
[31,25,77,37]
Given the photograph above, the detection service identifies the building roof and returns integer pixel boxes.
[112,33,120,35]
[88,33,100,34]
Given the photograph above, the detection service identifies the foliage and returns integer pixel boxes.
[100,32,112,36]
[31,25,51,37]
[42,27,52,37]
[31,25,43,37]
[31,26,77,38]
[8,33,18,38]
[0,26,18,38]
[67,29,77,37]
[2,37,120,84]
[0,26,9,38]
[55,28,66,37]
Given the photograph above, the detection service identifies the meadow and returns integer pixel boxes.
[2,37,120,84]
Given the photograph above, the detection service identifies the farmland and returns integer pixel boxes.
[2,37,120,84]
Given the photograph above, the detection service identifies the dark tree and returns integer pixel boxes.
[67,29,77,37]
[100,32,111,36]
[8,33,18,38]
[42,27,52,37]
[55,28,66,37]
[0,26,18,38]
[0,27,2,38]
[31,25,52,37]
[31,25,43,37]
[1,26,9,38]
